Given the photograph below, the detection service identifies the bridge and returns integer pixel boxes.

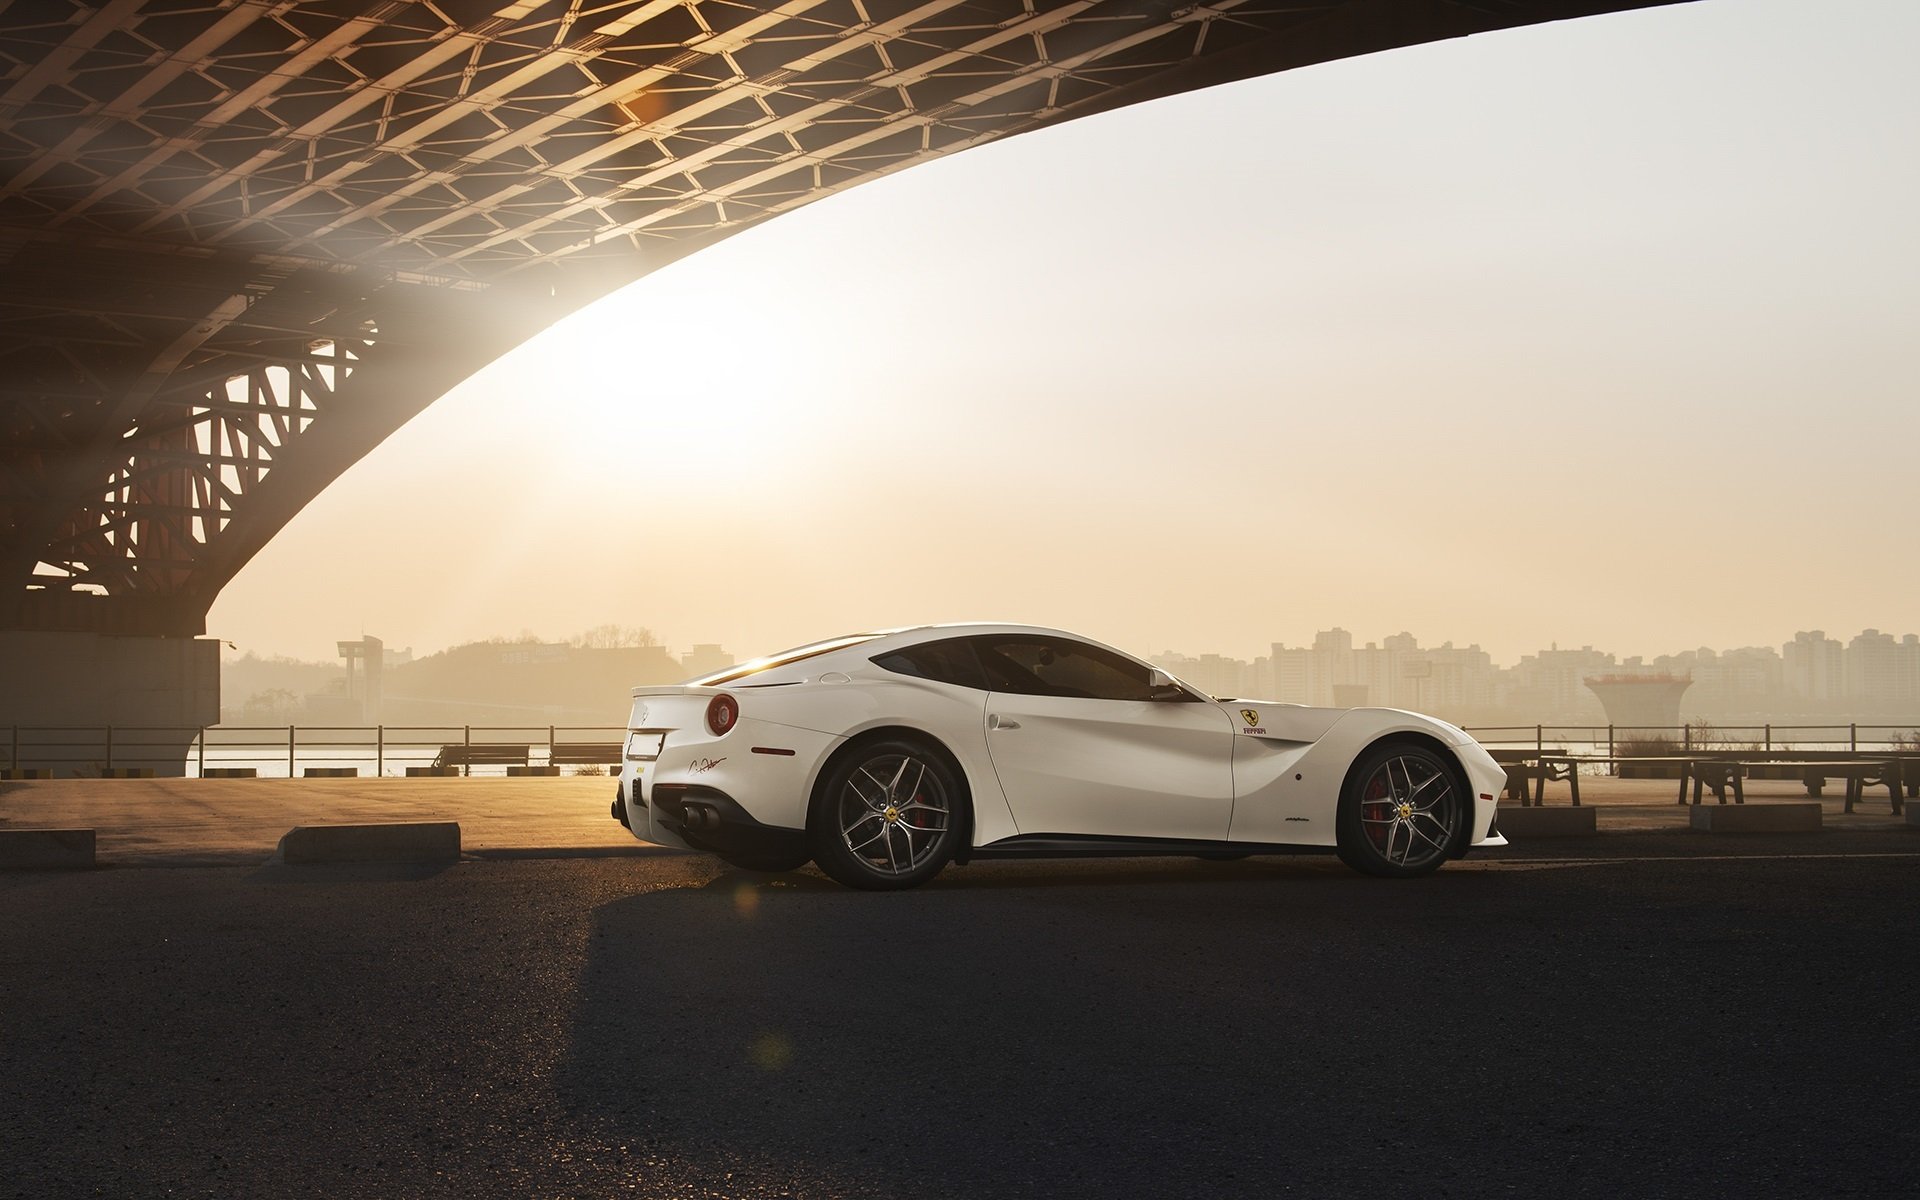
[0,0,1689,761]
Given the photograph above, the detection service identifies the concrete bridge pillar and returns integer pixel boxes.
[0,632,218,776]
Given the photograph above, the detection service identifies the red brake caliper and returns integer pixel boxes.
[1364,778,1391,849]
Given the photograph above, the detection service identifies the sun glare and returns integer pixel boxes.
[491,259,821,489]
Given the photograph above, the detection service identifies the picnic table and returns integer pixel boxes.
[1676,758,1904,812]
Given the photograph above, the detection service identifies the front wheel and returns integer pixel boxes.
[1336,742,1463,879]
[809,739,965,890]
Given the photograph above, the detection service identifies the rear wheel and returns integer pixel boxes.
[1336,742,1462,878]
[809,739,964,890]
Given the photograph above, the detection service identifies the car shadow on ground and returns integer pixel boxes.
[550,853,1514,1197]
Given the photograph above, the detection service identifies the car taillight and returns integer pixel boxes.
[706,694,739,736]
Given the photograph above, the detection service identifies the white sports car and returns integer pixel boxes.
[614,623,1508,889]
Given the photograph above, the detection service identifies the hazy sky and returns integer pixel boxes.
[210,0,1920,668]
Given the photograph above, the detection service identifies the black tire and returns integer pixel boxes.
[808,737,966,891]
[715,850,812,873]
[1335,741,1464,879]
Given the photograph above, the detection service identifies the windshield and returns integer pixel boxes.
[687,633,884,686]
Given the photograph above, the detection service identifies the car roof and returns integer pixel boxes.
[690,623,1150,687]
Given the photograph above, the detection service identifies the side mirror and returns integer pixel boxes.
[1147,669,1186,701]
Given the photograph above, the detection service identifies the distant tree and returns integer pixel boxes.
[570,624,658,650]
[244,688,299,719]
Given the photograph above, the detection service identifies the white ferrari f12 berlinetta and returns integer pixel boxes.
[614,623,1508,889]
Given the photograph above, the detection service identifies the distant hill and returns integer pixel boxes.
[221,638,719,727]
[379,641,687,726]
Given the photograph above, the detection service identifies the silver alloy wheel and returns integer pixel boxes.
[837,752,951,876]
[1357,754,1459,871]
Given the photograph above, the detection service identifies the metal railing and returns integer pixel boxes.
[1,724,625,777]
[3,720,1917,777]
[1459,723,1920,756]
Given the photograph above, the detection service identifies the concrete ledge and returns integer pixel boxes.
[276,821,461,865]
[0,828,96,869]
[302,767,359,778]
[0,767,54,780]
[1690,802,1822,833]
[202,767,257,779]
[100,767,156,778]
[1495,805,1598,838]
[406,766,460,777]
[507,765,561,777]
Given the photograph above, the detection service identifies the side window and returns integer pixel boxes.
[971,636,1156,701]
[871,639,989,690]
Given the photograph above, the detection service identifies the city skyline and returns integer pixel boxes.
[228,619,1920,727]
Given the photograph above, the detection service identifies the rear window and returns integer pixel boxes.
[688,634,883,686]
[872,638,989,690]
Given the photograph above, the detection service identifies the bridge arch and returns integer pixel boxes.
[0,1,1695,750]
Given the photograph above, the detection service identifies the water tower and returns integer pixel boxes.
[1584,673,1691,735]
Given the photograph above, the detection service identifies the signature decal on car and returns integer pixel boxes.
[689,756,726,774]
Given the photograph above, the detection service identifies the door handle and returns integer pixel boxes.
[988,714,1021,731]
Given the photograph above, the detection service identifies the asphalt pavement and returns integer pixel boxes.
[4,832,1919,1198]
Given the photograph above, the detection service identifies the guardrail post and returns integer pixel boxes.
[464,724,471,778]
[1535,724,1542,754]
[1607,724,1614,761]
[1764,723,1771,752]
[105,724,114,771]
[377,725,385,777]
[1683,723,1691,752]
[9,724,15,770]
[1850,722,1858,752]
[197,729,206,777]
[288,725,295,776]
[549,724,556,767]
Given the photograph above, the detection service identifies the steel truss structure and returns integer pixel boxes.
[0,0,1688,636]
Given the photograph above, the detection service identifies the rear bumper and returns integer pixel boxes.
[624,779,807,859]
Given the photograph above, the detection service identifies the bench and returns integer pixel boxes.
[1489,749,1572,806]
[549,742,622,766]
[1677,759,1903,813]
[430,744,529,775]
[1502,760,1581,806]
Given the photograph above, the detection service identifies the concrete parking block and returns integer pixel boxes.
[1689,802,1822,833]
[276,821,460,865]
[405,766,460,777]
[202,768,257,778]
[302,767,359,778]
[0,767,53,779]
[1495,806,1597,838]
[100,768,156,778]
[508,766,561,776]
[0,828,95,869]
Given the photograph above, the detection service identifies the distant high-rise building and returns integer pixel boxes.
[1783,631,1844,702]
[1845,629,1914,706]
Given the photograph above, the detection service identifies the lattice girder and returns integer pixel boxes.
[0,0,1693,635]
